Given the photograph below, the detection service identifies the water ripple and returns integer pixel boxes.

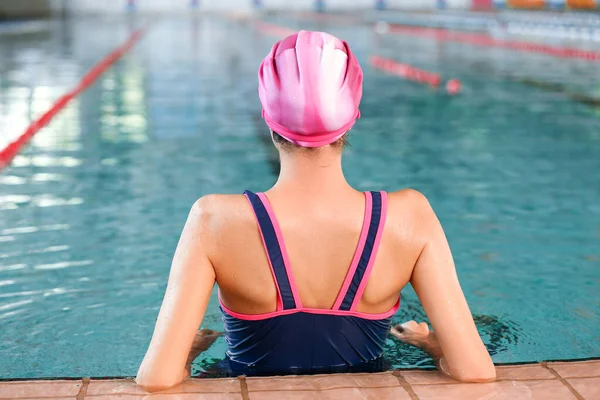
[34,260,94,270]
[0,289,42,299]
[31,173,65,182]
[10,155,83,168]
[0,174,64,185]
[0,310,23,321]
[86,303,106,309]
[43,288,88,297]
[0,245,69,260]
[0,299,33,311]
[0,264,27,272]
[0,175,27,185]
[0,195,84,209]
[1,225,70,236]
[33,196,84,208]
[1,227,38,235]
[0,195,31,204]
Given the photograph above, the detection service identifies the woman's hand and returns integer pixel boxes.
[185,329,223,373]
[390,321,431,347]
[390,321,443,360]
[188,329,222,360]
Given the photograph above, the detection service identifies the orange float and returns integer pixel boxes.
[566,0,597,8]
[508,0,546,8]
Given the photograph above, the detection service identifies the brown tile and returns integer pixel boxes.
[567,377,600,400]
[399,370,457,385]
[401,364,555,384]
[0,380,82,398]
[248,387,410,400]
[548,360,600,378]
[87,378,240,395]
[86,380,145,396]
[497,364,555,380]
[6,398,74,400]
[246,372,398,392]
[91,395,241,400]
[80,396,141,400]
[412,379,577,400]
[179,379,241,394]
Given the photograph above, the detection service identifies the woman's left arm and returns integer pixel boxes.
[136,198,217,392]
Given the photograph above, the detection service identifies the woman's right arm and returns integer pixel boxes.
[398,190,496,382]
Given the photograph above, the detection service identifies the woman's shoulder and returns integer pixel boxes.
[386,189,437,229]
[387,188,432,209]
[192,193,252,218]
[193,193,248,210]
[189,193,255,232]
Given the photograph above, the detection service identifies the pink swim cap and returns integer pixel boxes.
[258,30,363,148]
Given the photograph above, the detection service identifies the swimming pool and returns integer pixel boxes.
[1,13,599,379]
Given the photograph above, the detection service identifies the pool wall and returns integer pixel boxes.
[37,0,495,15]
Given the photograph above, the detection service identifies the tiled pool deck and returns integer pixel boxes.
[1,360,598,399]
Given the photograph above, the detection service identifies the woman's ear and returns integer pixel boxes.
[270,130,278,148]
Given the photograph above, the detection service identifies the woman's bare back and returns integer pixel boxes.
[208,188,425,316]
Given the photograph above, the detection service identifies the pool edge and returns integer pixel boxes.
[1,360,598,400]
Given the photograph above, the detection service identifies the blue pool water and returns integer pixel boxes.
[0,14,599,379]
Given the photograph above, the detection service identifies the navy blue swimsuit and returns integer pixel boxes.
[219,190,399,377]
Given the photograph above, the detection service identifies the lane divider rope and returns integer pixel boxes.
[384,24,600,62]
[370,55,462,95]
[0,28,147,170]
[255,21,295,37]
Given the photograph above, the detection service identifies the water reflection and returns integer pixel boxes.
[0,194,84,209]
[0,175,26,185]
[0,299,33,310]
[34,260,93,270]
[31,173,65,182]
[10,155,83,167]
[0,264,27,272]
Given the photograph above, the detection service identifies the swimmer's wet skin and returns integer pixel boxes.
[135,30,496,392]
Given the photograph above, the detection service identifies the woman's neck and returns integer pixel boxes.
[271,149,353,198]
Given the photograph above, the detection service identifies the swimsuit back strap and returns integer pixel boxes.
[244,190,300,310]
[338,191,388,311]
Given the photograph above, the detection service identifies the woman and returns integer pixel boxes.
[136,30,495,391]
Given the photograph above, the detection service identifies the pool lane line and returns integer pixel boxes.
[0,27,148,171]
[281,11,600,61]
[370,55,462,95]
[261,11,600,62]
[290,11,363,25]
[457,58,600,109]
[255,21,295,37]
[383,24,600,62]
[515,78,600,109]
